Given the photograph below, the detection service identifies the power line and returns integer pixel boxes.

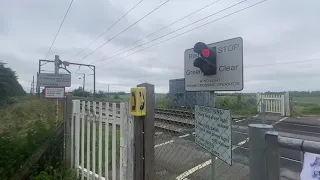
[91,0,222,64]
[97,0,267,68]
[244,58,320,68]
[74,0,145,57]
[122,58,320,84]
[77,0,171,63]
[45,0,74,60]
[94,0,247,65]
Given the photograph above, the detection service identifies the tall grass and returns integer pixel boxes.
[0,97,73,179]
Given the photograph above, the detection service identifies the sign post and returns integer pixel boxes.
[184,37,243,179]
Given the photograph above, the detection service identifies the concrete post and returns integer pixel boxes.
[249,124,273,180]
[265,131,280,180]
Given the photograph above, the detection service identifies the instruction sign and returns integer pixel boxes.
[195,105,232,165]
[130,87,146,116]
[38,73,71,87]
[44,87,65,99]
[184,37,243,91]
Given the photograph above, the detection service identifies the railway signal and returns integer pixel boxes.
[193,42,217,75]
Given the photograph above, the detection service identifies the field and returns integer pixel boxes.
[292,96,320,105]
[291,96,320,116]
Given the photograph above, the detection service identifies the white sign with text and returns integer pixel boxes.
[195,105,232,165]
[44,87,65,99]
[38,73,71,87]
[184,37,243,91]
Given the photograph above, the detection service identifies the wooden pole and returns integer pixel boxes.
[64,95,73,168]
[133,83,155,180]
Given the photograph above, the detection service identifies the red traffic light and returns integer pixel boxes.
[202,49,210,58]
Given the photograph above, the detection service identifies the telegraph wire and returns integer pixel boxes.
[244,58,320,68]
[91,0,222,64]
[77,0,171,63]
[74,0,145,57]
[94,0,247,65]
[96,0,267,68]
[45,0,74,60]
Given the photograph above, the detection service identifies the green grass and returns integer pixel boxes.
[292,96,320,105]
[292,102,320,116]
[0,97,60,179]
[291,95,320,116]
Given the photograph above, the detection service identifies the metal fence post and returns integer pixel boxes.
[265,131,280,180]
[196,91,216,180]
[249,124,273,180]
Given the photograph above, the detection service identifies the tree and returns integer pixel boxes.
[72,87,90,97]
[0,62,26,102]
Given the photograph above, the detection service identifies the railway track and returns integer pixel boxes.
[77,101,320,136]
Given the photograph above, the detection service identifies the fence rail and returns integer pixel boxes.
[249,125,320,180]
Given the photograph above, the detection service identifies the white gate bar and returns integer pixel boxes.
[81,101,85,180]
[112,103,117,180]
[71,115,74,169]
[104,102,109,179]
[98,102,103,179]
[281,94,285,116]
[120,102,124,180]
[86,101,91,179]
[92,101,97,179]
[74,100,81,177]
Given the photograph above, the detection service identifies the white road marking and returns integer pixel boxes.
[235,119,246,123]
[175,159,212,180]
[179,134,191,138]
[154,140,174,148]
[175,138,248,180]
[272,117,288,125]
[155,131,163,135]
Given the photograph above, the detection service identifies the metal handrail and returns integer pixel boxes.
[278,136,320,155]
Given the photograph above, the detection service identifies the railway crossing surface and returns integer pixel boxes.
[153,110,320,180]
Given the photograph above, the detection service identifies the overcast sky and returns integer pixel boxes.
[1,0,320,93]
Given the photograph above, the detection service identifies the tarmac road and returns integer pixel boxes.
[154,115,320,180]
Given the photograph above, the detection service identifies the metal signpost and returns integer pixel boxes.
[184,37,243,180]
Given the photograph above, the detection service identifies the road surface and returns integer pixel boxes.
[153,115,320,180]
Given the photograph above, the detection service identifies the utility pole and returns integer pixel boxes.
[32,75,35,95]
[54,55,60,122]
[107,85,110,97]
[82,74,85,99]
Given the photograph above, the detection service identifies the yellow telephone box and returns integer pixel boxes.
[130,87,146,116]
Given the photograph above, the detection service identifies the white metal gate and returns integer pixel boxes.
[71,100,134,180]
[256,92,291,116]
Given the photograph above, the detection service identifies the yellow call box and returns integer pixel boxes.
[130,87,146,116]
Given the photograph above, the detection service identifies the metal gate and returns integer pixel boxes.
[70,100,134,180]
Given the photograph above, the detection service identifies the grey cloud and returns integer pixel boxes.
[2,0,320,94]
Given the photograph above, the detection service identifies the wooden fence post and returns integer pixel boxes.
[133,83,155,180]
